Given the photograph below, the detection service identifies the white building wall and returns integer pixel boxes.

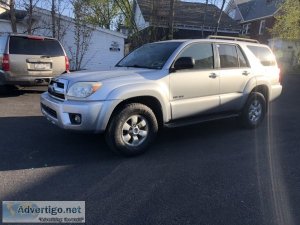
[0,9,126,71]
[0,19,26,33]
[48,21,125,71]
[78,29,124,71]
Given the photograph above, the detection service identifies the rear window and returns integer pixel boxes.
[247,46,276,66]
[0,35,8,54]
[9,36,64,56]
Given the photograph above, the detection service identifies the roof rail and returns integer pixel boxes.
[207,35,259,43]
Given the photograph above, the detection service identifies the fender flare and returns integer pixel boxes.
[97,83,171,131]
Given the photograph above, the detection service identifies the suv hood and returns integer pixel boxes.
[59,68,163,83]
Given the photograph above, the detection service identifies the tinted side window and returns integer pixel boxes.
[9,37,64,56]
[218,44,239,68]
[237,47,248,67]
[247,46,276,66]
[179,43,214,69]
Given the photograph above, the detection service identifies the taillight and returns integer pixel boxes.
[2,54,9,71]
[278,67,282,84]
[27,35,44,40]
[65,56,70,72]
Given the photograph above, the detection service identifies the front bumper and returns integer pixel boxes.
[40,92,121,133]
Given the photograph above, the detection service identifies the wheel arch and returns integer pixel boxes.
[242,77,270,110]
[108,96,165,129]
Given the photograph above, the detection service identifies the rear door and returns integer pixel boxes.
[216,43,253,111]
[8,36,66,77]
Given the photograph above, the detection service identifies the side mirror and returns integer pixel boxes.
[174,57,195,70]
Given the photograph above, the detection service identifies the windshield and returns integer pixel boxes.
[116,42,182,69]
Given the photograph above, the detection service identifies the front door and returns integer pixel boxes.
[170,43,220,120]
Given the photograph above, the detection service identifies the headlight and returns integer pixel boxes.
[67,82,102,98]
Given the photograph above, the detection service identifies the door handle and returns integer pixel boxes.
[209,73,218,79]
[242,71,250,76]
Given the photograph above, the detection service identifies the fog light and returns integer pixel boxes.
[69,113,82,125]
[74,115,81,123]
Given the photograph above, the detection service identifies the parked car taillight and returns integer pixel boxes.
[65,56,70,73]
[2,54,9,71]
[278,68,282,84]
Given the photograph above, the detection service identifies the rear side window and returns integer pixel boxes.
[0,36,7,54]
[9,36,64,56]
[217,44,239,68]
[247,46,276,66]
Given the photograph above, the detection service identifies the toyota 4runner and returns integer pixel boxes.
[41,36,282,156]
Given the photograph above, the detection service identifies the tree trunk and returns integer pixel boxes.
[27,0,33,34]
[10,0,17,33]
[51,0,56,38]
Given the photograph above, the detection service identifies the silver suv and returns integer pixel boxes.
[0,33,69,88]
[41,36,282,155]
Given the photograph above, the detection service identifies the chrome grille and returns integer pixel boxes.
[48,78,68,100]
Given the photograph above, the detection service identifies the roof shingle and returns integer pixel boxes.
[238,0,281,22]
[136,0,240,30]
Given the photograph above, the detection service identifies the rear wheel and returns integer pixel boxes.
[240,92,266,128]
[105,103,158,156]
[0,85,17,95]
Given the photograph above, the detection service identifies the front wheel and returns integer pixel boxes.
[240,92,266,129]
[105,103,158,156]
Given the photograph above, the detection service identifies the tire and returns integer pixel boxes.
[240,92,266,129]
[0,85,17,95]
[105,103,158,156]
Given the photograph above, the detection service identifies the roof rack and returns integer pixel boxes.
[207,35,259,43]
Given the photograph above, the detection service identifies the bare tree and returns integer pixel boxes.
[31,0,71,41]
[69,0,94,70]
[18,0,41,34]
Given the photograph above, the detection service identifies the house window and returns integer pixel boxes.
[259,20,266,35]
[242,23,251,35]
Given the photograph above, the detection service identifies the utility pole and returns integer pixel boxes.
[51,0,56,38]
[168,0,175,40]
[215,0,226,35]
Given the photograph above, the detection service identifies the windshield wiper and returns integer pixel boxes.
[126,64,159,69]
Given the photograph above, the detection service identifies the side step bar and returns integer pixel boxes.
[164,113,240,128]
